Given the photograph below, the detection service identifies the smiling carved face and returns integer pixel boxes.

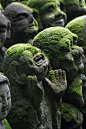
[18,48,49,81]
[27,0,67,30]
[33,27,85,82]
[4,2,38,46]
[4,44,49,81]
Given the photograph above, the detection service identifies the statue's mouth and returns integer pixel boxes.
[33,53,48,66]
[2,107,8,113]
[34,54,45,65]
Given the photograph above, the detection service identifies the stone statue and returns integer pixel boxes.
[59,0,86,23]
[0,12,11,72]
[0,73,11,129]
[26,0,67,31]
[33,26,85,129]
[3,43,67,129]
[65,15,86,129]
[3,2,38,48]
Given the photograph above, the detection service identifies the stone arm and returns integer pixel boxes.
[26,75,43,110]
[43,69,67,102]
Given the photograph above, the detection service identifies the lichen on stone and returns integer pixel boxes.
[61,102,83,124]
[67,78,83,97]
[12,2,33,13]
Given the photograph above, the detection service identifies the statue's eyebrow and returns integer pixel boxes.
[41,2,59,11]
[0,24,6,28]
[12,12,29,22]
[16,12,29,18]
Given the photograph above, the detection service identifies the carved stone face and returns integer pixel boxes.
[57,46,84,81]
[18,47,49,81]
[4,2,38,47]
[0,83,11,121]
[27,0,67,30]
[59,0,86,23]
[0,13,7,49]
[33,27,84,81]
[3,44,49,82]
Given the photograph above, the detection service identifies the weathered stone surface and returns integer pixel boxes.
[3,43,67,129]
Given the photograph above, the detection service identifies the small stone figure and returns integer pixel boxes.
[0,12,11,72]
[65,15,86,129]
[59,0,86,23]
[0,73,11,129]
[3,43,67,129]
[33,26,85,129]
[26,0,67,31]
[4,2,38,48]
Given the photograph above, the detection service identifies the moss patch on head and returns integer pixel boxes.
[5,43,41,59]
[33,27,77,62]
[12,2,33,13]
[66,15,86,47]
[27,0,58,11]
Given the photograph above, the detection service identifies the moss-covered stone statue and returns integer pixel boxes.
[66,15,86,55]
[26,0,67,31]
[3,43,67,129]
[0,73,12,129]
[65,15,86,129]
[0,13,11,72]
[33,26,85,129]
[3,2,38,48]
[59,0,86,23]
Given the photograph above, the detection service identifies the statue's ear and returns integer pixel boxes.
[6,19,11,39]
[9,61,26,85]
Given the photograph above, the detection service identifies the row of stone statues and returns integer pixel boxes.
[0,0,86,129]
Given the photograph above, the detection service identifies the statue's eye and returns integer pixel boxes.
[13,13,29,22]
[0,25,6,33]
[17,13,28,19]
[47,5,55,12]
[7,92,11,100]
[0,97,2,103]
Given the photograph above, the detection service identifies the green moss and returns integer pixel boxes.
[5,44,41,58]
[61,102,83,123]
[67,78,83,97]
[27,0,58,11]
[12,2,33,13]
[20,1,27,5]
[61,103,76,122]
[33,27,77,62]
[48,70,62,87]
[0,3,2,9]
[66,15,86,46]
[26,0,60,30]
[4,119,12,129]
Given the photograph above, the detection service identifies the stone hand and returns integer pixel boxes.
[26,75,43,109]
[43,69,67,100]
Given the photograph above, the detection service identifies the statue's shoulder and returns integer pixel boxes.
[4,119,12,129]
